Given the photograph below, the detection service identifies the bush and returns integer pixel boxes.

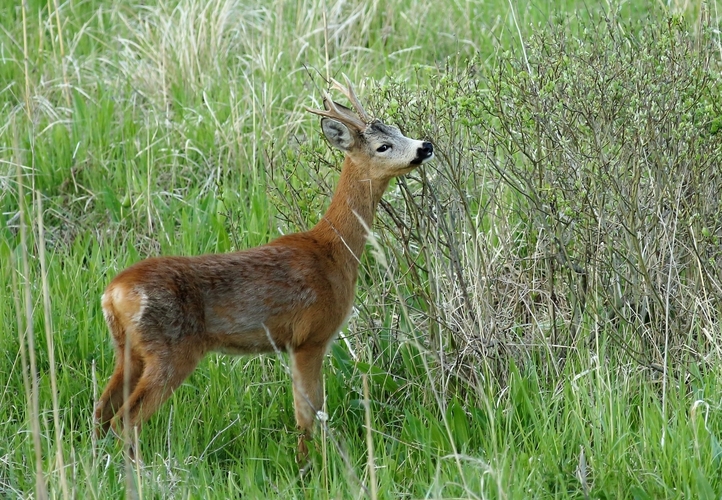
[313,13,722,383]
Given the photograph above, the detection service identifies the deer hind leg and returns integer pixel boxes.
[95,291,145,434]
[109,341,205,438]
[289,343,326,462]
[94,341,144,435]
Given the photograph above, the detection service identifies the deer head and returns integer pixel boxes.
[306,76,434,180]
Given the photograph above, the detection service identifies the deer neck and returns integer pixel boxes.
[312,156,389,264]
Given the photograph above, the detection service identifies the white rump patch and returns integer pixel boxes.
[100,293,113,325]
[132,288,148,324]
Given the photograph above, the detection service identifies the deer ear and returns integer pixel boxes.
[321,118,355,151]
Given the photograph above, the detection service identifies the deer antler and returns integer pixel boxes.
[329,75,372,124]
[306,75,372,131]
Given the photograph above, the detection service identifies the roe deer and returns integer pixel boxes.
[94,77,434,460]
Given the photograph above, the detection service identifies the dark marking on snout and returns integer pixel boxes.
[411,142,434,164]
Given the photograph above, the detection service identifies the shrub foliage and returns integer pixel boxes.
[338,15,722,381]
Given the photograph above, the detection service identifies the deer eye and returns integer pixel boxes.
[376,144,391,153]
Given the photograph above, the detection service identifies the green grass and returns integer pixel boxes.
[2,0,722,497]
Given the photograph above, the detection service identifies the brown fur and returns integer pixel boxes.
[94,80,434,461]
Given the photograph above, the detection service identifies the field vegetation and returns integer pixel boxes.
[2,0,722,497]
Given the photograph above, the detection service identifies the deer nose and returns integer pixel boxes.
[419,142,434,158]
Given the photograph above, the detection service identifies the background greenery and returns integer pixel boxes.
[2,0,721,498]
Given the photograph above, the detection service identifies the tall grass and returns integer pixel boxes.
[1,0,721,497]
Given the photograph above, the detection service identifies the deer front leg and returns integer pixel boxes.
[289,343,325,462]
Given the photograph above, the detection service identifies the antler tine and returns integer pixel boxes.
[329,75,372,124]
[305,89,367,131]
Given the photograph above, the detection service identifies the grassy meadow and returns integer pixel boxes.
[2,0,722,497]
